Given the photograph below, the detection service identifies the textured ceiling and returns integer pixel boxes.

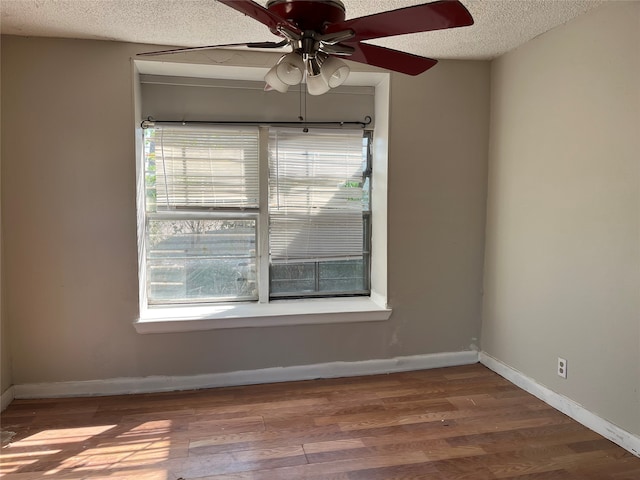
[1,0,606,60]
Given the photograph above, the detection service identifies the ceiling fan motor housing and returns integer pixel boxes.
[266,0,346,33]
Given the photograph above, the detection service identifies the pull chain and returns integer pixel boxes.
[298,80,303,122]
[297,77,309,132]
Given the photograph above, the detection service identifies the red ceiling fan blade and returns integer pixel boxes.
[344,42,437,76]
[137,40,288,57]
[217,0,302,36]
[325,0,473,42]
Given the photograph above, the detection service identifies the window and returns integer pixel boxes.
[269,129,371,298]
[141,125,371,307]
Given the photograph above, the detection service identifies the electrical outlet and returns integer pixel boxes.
[557,357,568,379]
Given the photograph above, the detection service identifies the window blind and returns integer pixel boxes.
[147,125,259,210]
[269,128,365,263]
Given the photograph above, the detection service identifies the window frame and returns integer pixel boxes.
[133,60,391,332]
[142,126,371,305]
[142,125,262,305]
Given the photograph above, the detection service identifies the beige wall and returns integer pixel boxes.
[140,76,375,124]
[1,58,11,393]
[1,36,490,384]
[482,1,640,436]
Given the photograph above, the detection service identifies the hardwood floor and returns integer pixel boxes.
[1,364,639,479]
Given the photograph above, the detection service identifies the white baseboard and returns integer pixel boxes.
[13,350,479,399]
[1,386,15,412]
[480,352,640,458]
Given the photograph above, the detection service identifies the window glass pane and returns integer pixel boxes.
[268,130,371,298]
[146,219,256,304]
[319,259,365,292]
[144,126,259,212]
[268,129,365,262]
[270,259,367,296]
[270,263,315,294]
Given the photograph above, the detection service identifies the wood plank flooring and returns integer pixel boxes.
[1,364,639,479]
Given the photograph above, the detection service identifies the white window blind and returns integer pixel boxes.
[269,128,365,263]
[149,125,259,210]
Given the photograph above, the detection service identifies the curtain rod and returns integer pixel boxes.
[140,116,372,130]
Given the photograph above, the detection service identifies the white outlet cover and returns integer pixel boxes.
[558,357,568,379]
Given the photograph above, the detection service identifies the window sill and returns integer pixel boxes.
[134,297,392,334]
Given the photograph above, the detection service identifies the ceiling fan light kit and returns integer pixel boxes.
[140,0,474,96]
[262,0,353,95]
[264,64,290,92]
[275,52,306,85]
[321,55,350,88]
[306,70,332,95]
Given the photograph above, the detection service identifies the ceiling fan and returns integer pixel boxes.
[139,0,474,95]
